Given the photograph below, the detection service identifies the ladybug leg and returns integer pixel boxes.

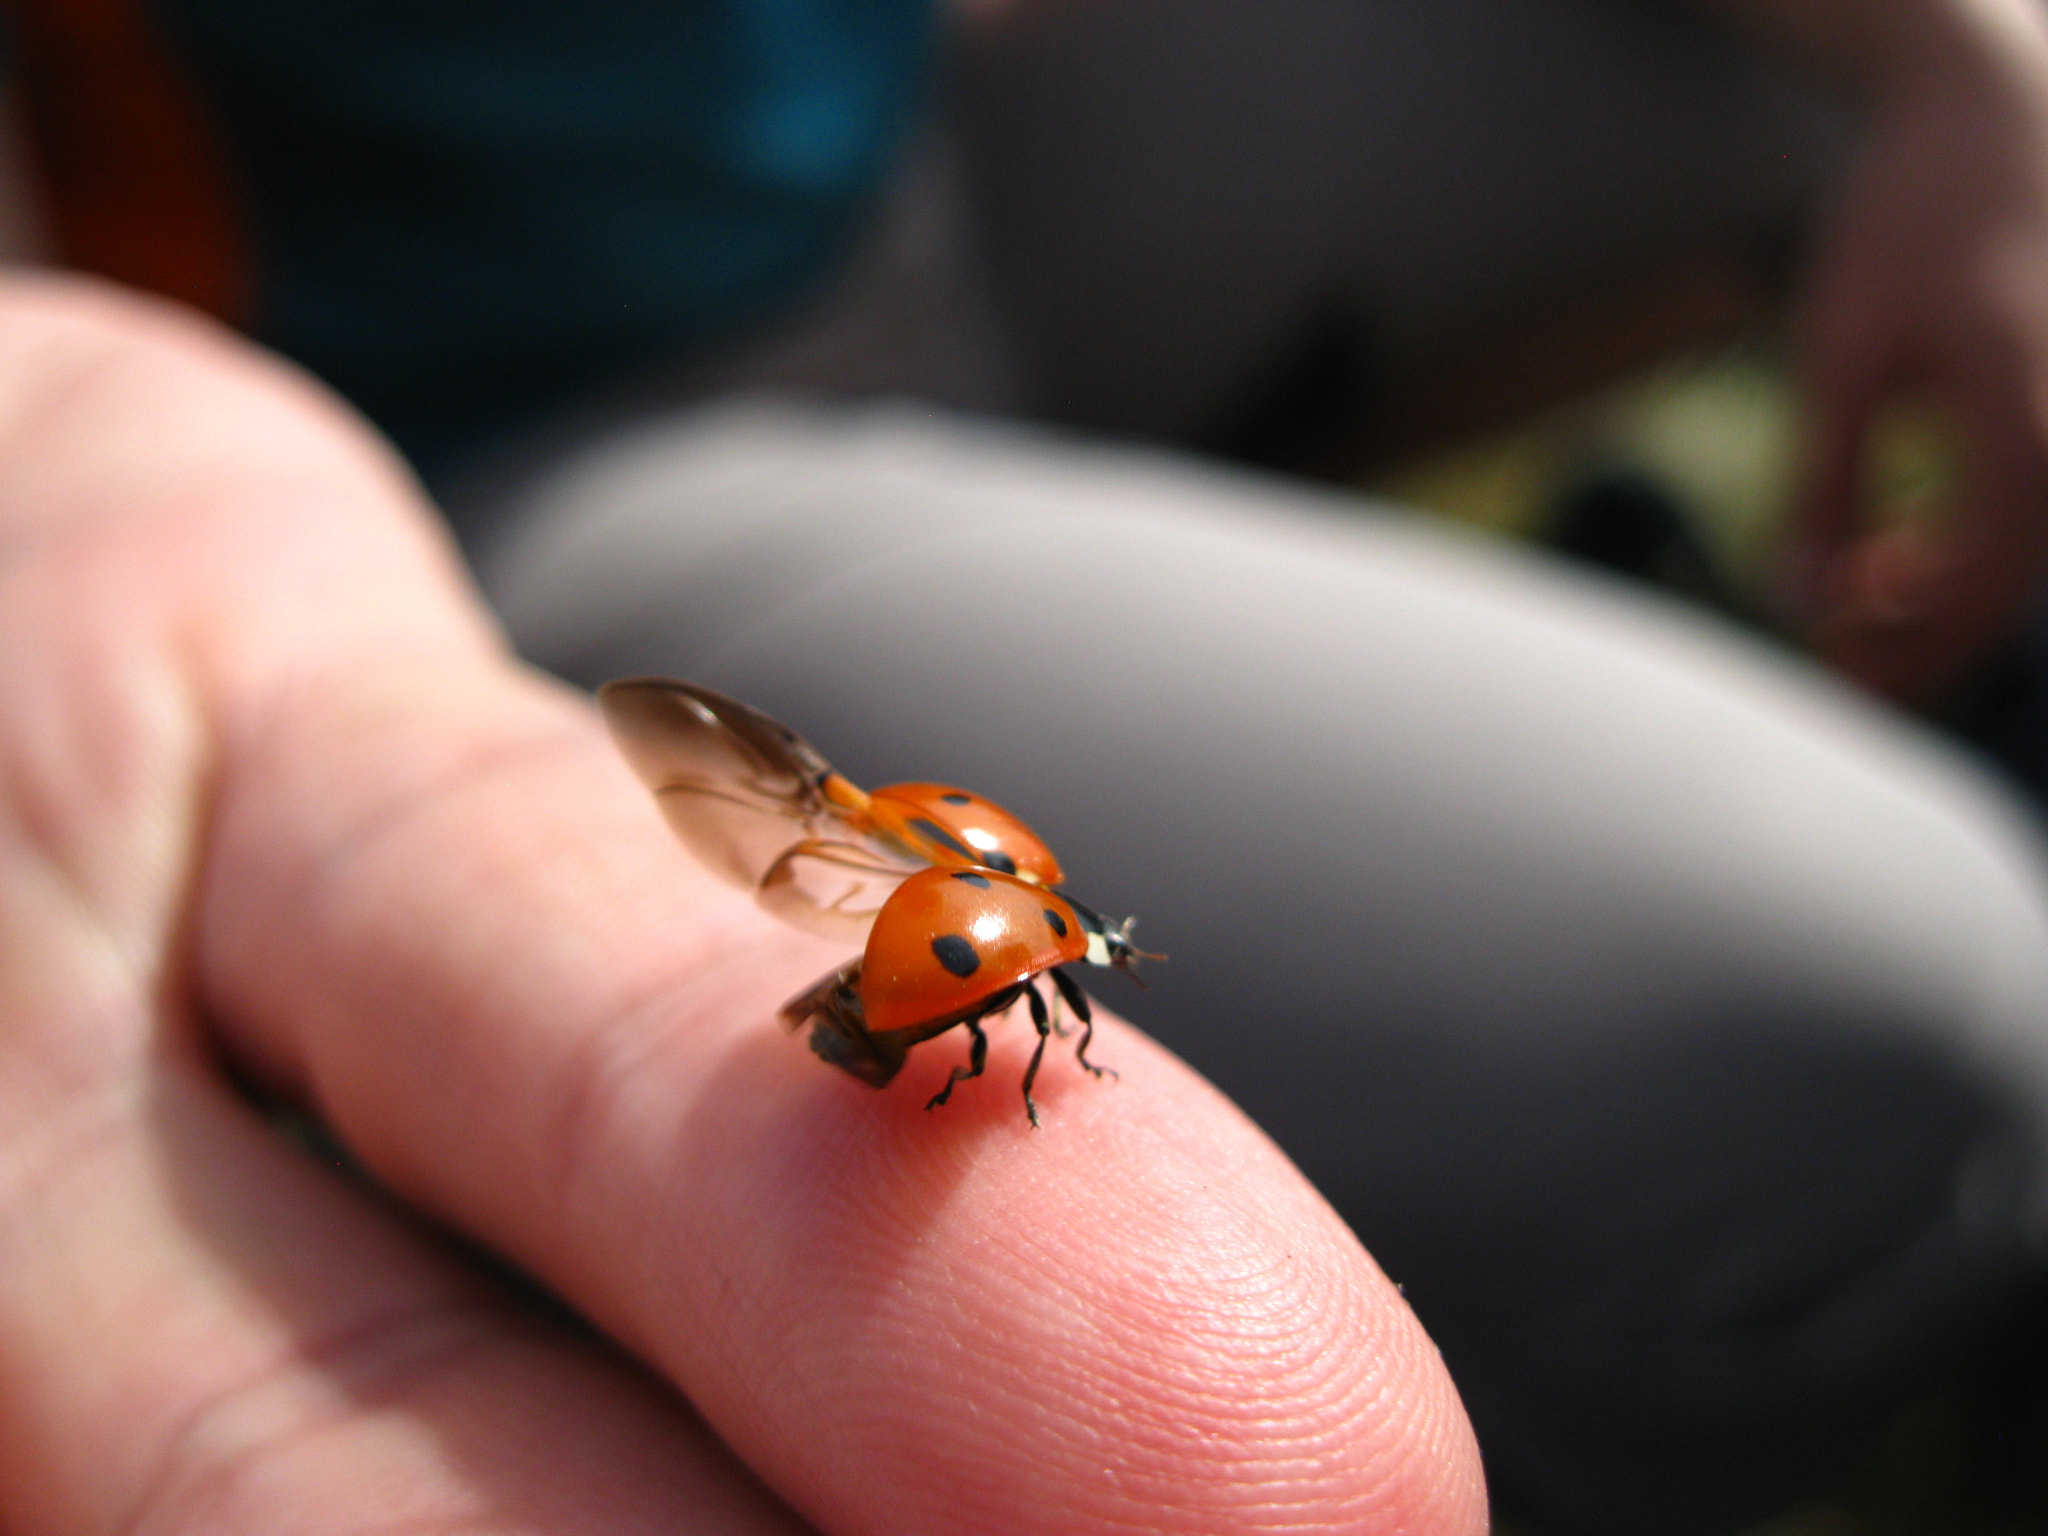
[924,1015,989,1112]
[1018,982,1054,1129]
[1050,967,1117,1082]
[926,995,1005,1113]
[1048,964,1090,1025]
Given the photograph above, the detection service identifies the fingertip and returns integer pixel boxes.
[204,669,1490,1535]
[673,1022,1490,1536]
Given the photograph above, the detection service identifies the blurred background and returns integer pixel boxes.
[7,0,2048,1527]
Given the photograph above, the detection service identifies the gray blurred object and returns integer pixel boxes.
[483,399,2048,1534]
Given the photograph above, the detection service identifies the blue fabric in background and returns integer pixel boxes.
[148,0,937,471]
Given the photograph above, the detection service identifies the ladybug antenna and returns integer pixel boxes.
[1112,915,1166,985]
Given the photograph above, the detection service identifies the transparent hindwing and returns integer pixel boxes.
[598,678,919,940]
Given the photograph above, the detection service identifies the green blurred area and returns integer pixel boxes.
[1371,335,1963,609]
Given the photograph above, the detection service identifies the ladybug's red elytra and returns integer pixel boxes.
[860,782,1063,886]
[599,678,1152,1122]
[781,866,1136,1126]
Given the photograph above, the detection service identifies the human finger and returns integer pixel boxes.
[99,327,1492,1530]
[4,270,1484,1534]
[1809,327,2048,699]
[0,281,808,1534]
[1781,196,1898,631]
[199,647,1486,1534]
[0,966,810,1535]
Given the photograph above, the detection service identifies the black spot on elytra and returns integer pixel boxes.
[908,817,976,860]
[941,791,972,805]
[951,870,992,888]
[931,934,980,977]
[983,849,1018,875]
[1043,908,1068,938]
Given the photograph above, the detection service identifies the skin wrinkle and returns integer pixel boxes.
[677,1103,979,1452]
[970,1363,1369,1528]
[0,1063,147,1264]
[783,1138,1418,1530]
[917,1398,1398,1536]
[968,1123,1375,1371]
[658,1075,1221,1528]
[0,830,141,1069]
[0,620,194,987]
[1341,1357,1464,1536]
[0,309,489,804]
[521,1001,762,1372]
[3,1043,816,1536]
[0,1054,194,1529]
[1081,1266,1423,1522]
[259,699,589,935]
[1,418,300,613]
[202,706,845,1388]
[532,938,795,1289]
[1034,1272,1354,1436]
[5,1034,569,1532]
[299,760,820,1291]
[0,471,279,595]
[0,335,146,545]
[199,681,599,1103]
[188,520,497,772]
[855,1359,1270,1536]
[118,1295,511,1536]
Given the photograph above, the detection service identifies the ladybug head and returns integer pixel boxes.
[1067,897,1160,975]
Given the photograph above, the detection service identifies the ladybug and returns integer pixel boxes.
[780,866,1135,1127]
[600,678,1154,1122]
[599,679,1063,939]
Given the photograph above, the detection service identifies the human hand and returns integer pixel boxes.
[0,274,1485,1534]
[1784,0,2048,700]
